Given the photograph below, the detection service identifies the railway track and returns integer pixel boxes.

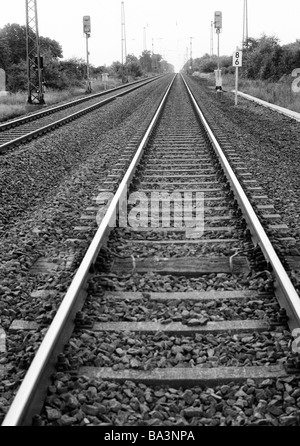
[2,74,300,427]
[0,76,162,154]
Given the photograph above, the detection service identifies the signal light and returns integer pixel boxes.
[83,16,91,34]
[214,11,222,29]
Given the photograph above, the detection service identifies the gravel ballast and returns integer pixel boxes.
[1,74,300,426]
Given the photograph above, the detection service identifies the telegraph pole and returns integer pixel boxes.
[121,1,128,83]
[25,0,44,107]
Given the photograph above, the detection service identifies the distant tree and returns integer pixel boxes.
[243,34,284,80]
[0,23,27,65]
[93,66,104,78]
[246,37,260,52]
[110,60,123,79]
[185,54,231,74]
[160,59,174,73]
[126,54,142,78]
[139,50,152,73]
[279,42,300,76]
[6,60,27,92]
[0,23,64,91]
[51,57,86,89]
[39,36,63,59]
[0,36,11,70]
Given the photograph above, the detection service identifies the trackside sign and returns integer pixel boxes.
[233,51,243,67]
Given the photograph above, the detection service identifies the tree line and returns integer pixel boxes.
[0,23,174,93]
[184,34,300,82]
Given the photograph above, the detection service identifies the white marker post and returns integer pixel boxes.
[233,50,242,105]
[102,73,109,90]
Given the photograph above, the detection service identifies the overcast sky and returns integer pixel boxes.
[1,1,300,71]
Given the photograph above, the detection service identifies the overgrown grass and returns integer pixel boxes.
[0,77,124,122]
[221,74,300,113]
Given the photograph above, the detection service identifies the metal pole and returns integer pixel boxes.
[121,1,127,83]
[86,34,91,93]
[25,0,45,105]
[143,27,147,51]
[25,3,31,104]
[216,28,222,100]
[243,0,245,48]
[189,37,194,72]
[235,65,238,106]
[210,21,214,57]
[243,0,249,48]
[217,30,220,70]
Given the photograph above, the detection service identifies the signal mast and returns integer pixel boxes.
[83,15,92,93]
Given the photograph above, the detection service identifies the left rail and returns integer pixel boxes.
[1,74,176,426]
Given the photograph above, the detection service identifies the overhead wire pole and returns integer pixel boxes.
[210,21,214,58]
[121,1,128,83]
[189,37,194,73]
[242,0,249,49]
[25,0,44,107]
[143,26,147,51]
[157,37,163,72]
[85,34,91,93]
[185,47,189,65]
[242,0,248,74]
[152,38,157,72]
[158,37,163,57]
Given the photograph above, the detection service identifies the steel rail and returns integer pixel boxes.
[182,74,300,331]
[1,74,176,426]
[0,75,164,132]
[0,77,166,154]
[0,97,116,153]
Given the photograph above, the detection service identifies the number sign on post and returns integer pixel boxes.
[233,51,243,66]
[233,50,243,105]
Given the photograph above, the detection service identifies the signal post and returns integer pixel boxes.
[83,16,92,93]
[214,11,222,100]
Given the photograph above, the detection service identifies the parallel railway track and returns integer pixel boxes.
[0,76,162,154]
[2,73,300,426]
